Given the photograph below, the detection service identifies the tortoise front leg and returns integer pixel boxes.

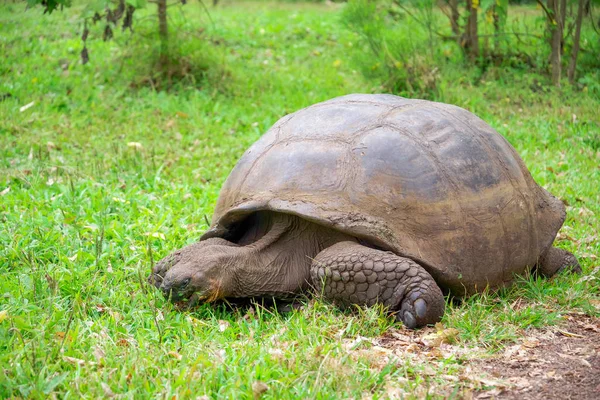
[310,241,445,328]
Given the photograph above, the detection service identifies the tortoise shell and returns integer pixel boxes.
[201,94,565,295]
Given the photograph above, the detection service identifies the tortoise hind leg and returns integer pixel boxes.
[535,246,582,278]
[310,241,445,329]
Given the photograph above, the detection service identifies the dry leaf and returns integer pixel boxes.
[19,101,35,112]
[555,231,577,243]
[101,382,115,398]
[421,326,459,347]
[522,337,540,348]
[582,323,600,333]
[127,142,143,150]
[63,356,88,366]
[94,347,105,363]
[384,379,407,399]
[0,187,9,196]
[405,343,421,353]
[268,348,284,360]
[557,352,592,367]
[436,327,459,345]
[218,320,230,332]
[0,310,7,323]
[168,351,182,360]
[390,330,413,343]
[342,335,372,351]
[109,310,124,322]
[211,349,226,364]
[243,306,256,321]
[252,381,269,399]
[144,232,166,240]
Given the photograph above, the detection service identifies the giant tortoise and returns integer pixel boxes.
[150,94,580,328]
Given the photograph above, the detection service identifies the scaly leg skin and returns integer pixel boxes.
[535,246,582,278]
[310,241,445,329]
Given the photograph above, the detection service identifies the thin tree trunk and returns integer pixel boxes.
[493,5,500,50]
[568,0,586,83]
[157,0,169,70]
[465,0,479,61]
[548,0,562,86]
[560,0,567,32]
[559,0,566,51]
[449,0,460,36]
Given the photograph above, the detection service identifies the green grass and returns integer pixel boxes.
[1,1,599,398]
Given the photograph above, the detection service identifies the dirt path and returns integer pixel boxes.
[473,314,600,399]
[357,313,600,399]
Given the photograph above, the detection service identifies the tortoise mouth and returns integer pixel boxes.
[163,288,208,306]
[160,281,199,303]
[163,282,224,307]
[162,288,189,303]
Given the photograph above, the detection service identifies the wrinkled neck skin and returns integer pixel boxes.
[219,212,355,298]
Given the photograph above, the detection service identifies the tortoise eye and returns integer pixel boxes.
[181,278,191,288]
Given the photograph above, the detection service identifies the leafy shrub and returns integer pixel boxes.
[341,0,447,98]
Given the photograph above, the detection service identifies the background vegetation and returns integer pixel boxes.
[1,0,599,398]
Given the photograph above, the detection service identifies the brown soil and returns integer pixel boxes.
[474,314,600,400]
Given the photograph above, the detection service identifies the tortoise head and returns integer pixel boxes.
[151,239,236,303]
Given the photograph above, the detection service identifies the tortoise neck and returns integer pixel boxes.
[227,213,352,298]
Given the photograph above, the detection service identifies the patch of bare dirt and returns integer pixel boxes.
[341,314,599,399]
[473,314,600,400]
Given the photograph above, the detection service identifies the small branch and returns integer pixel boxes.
[197,0,216,29]
[536,0,555,22]
[480,32,544,40]
[590,2,600,35]
[438,4,452,20]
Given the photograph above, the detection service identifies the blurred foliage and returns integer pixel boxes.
[24,0,600,93]
[26,0,72,14]
[342,0,599,95]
